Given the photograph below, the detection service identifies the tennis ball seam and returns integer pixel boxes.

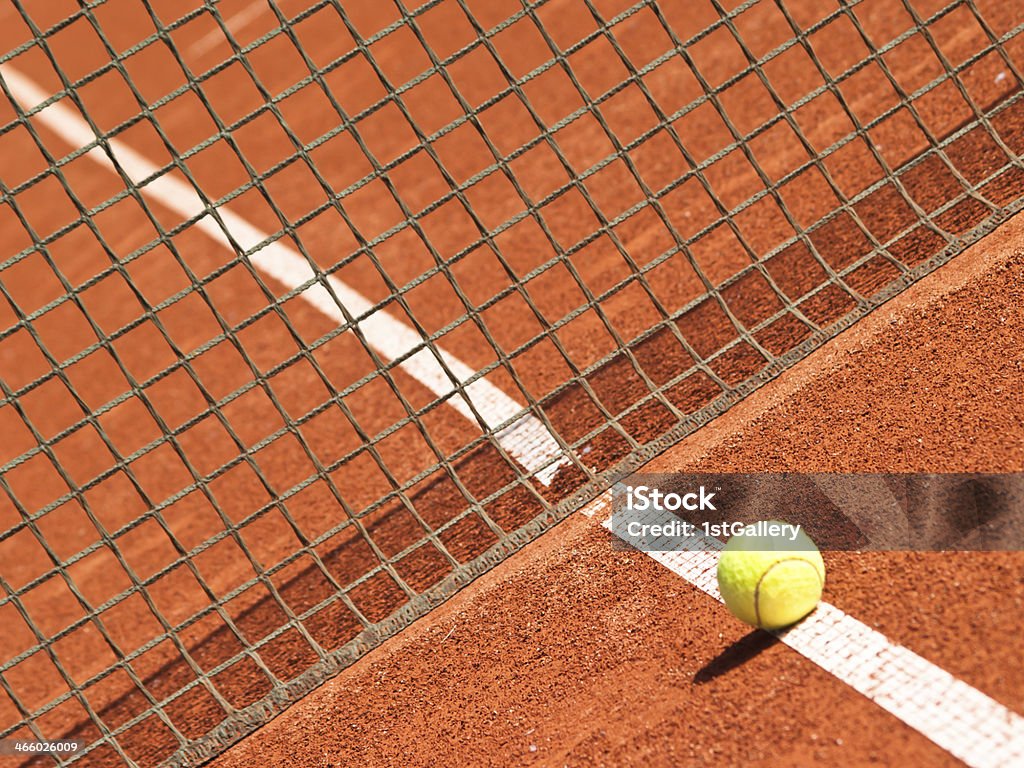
[752,557,825,629]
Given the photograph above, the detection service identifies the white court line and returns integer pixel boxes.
[1,68,568,485]
[190,2,271,58]
[586,496,1024,768]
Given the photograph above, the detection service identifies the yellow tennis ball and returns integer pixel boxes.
[716,522,825,630]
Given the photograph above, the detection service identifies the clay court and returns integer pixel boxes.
[0,0,1021,765]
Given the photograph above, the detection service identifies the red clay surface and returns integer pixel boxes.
[0,0,1021,765]
[213,204,1024,768]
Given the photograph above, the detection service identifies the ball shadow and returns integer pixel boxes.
[693,629,778,684]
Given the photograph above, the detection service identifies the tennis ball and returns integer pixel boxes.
[716,522,825,630]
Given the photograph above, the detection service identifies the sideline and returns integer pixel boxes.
[1,67,568,484]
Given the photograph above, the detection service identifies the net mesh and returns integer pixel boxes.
[0,0,1020,765]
